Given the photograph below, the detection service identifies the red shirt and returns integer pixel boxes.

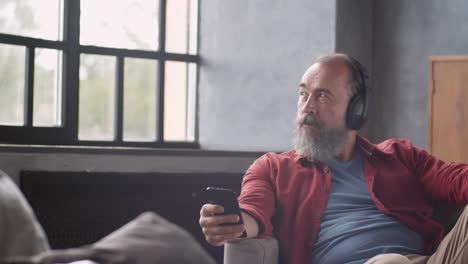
[238,136,468,264]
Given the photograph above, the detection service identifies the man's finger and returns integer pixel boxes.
[200,204,224,216]
[202,224,244,236]
[199,214,239,227]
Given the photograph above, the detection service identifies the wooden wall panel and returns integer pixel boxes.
[429,57,468,163]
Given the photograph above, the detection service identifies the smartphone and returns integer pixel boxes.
[205,187,244,225]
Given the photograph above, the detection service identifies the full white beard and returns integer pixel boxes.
[294,116,348,161]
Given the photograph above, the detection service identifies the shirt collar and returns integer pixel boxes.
[292,151,315,166]
[356,135,382,158]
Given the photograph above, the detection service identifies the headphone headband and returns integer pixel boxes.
[345,57,369,130]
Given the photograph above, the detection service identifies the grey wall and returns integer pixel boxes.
[198,0,336,152]
[335,0,373,73]
[370,0,468,148]
[335,0,373,137]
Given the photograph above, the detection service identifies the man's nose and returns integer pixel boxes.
[301,96,317,114]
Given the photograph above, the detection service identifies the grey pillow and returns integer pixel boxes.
[6,212,216,264]
[0,171,49,260]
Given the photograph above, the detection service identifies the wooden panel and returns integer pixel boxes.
[429,57,468,163]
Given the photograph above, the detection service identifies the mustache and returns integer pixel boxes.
[298,114,323,128]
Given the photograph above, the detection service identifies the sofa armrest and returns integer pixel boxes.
[223,236,279,264]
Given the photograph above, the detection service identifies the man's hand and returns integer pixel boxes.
[199,204,245,246]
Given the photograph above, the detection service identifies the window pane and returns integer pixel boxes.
[0,0,63,40]
[80,0,159,50]
[34,48,62,127]
[164,61,196,141]
[165,0,198,54]
[0,44,25,126]
[123,58,157,142]
[79,54,116,141]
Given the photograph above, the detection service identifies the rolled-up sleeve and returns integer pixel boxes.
[238,154,276,238]
[407,144,468,205]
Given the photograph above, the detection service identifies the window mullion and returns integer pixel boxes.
[159,0,167,52]
[116,56,124,143]
[63,0,81,143]
[25,46,35,127]
[157,0,167,142]
[157,60,165,143]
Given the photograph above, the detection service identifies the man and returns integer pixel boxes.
[199,53,468,264]
[0,170,49,260]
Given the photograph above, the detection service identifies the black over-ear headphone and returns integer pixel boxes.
[345,57,369,130]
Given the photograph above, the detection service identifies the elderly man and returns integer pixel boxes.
[199,53,468,264]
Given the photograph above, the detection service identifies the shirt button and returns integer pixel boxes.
[323,186,329,192]
[323,167,330,173]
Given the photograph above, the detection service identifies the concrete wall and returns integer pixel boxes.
[335,0,373,74]
[370,0,468,148]
[198,0,336,152]
[335,0,373,137]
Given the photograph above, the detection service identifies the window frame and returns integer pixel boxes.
[0,0,199,148]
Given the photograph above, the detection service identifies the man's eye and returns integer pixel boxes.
[317,92,329,102]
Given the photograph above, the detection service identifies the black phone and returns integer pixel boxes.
[205,187,244,225]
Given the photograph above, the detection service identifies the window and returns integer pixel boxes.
[0,0,198,148]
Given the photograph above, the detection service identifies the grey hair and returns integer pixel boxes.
[314,53,362,98]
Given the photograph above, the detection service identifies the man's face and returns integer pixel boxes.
[294,62,352,160]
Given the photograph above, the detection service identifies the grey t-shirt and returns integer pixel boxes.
[311,149,426,264]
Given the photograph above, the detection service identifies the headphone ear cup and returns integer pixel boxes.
[346,94,365,130]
